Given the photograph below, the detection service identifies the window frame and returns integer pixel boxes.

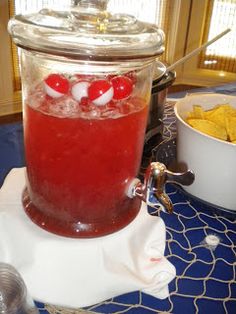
[0,0,21,116]
[176,0,236,87]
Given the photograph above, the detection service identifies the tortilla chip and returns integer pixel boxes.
[223,104,236,116]
[185,103,236,143]
[204,106,227,128]
[226,116,236,142]
[187,105,204,119]
[187,119,227,141]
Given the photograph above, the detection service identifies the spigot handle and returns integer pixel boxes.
[129,162,194,214]
[165,169,195,186]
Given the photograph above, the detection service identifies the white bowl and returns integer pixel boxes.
[174,93,236,211]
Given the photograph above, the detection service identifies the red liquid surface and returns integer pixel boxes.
[23,95,148,237]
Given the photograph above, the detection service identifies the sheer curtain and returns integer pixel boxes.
[198,0,236,73]
[14,0,71,13]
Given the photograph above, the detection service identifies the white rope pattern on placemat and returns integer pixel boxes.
[162,101,177,140]
[163,186,236,314]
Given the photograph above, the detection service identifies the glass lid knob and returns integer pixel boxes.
[72,0,109,11]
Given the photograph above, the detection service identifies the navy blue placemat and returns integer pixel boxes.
[0,122,25,187]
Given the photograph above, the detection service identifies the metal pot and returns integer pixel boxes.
[140,70,176,177]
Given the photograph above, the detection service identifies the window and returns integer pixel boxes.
[199,0,236,72]
[0,0,236,116]
[0,0,172,116]
[176,0,236,86]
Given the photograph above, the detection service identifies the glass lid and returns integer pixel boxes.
[8,0,165,60]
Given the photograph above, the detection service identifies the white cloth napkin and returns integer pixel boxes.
[0,168,175,308]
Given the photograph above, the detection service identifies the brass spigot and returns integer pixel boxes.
[128,162,194,213]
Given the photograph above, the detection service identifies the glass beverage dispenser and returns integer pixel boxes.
[8,0,193,238]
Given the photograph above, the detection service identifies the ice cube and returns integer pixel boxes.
[118,101,135,115]
[49,96,79,117]
[100,107,119,118]
[88,109,101,119]
[27,83,47,109]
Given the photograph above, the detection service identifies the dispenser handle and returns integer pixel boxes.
[128,162,194,214]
